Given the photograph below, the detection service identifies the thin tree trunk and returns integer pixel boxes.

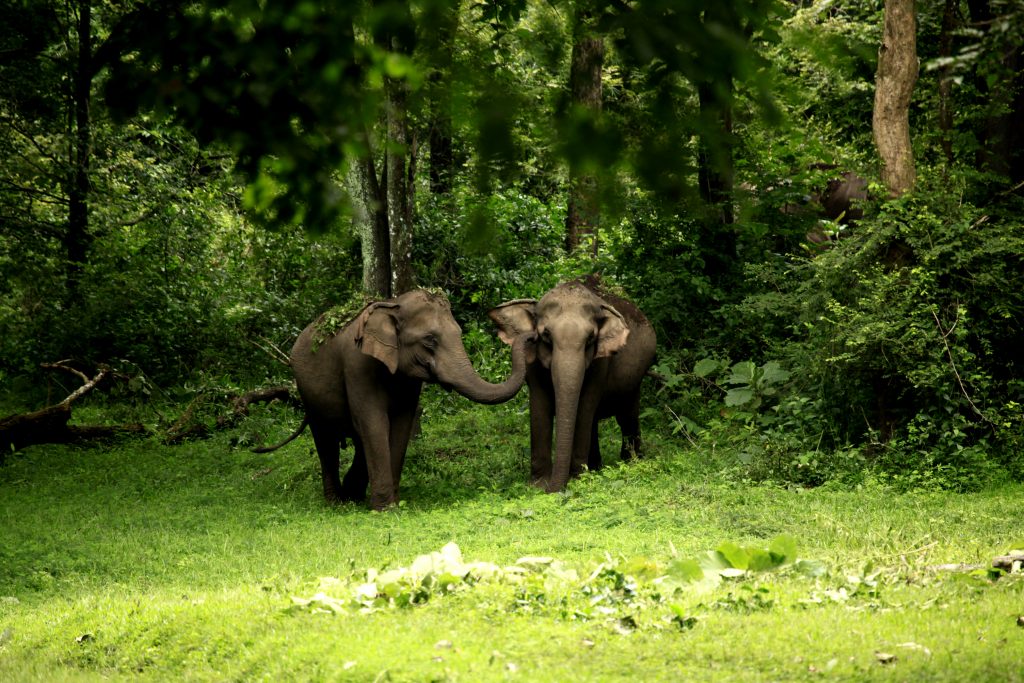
[697,80,735,225]
[427,3,457,196]
[355,143,391,299]
[429,91,454,195]
[67,0,92,296]
[565,33,603,256]
[694,5,738,284]
[873,0,918,197]
[386,73,414,296]
[966,0,1024,185]
[937,0,957,167]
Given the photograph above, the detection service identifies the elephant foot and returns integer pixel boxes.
[529,476,549,490]
[544,480,567,494]
[337,485,366,503]
[322,481,346,504]
[369,491,398,511]
[620,436,643,461]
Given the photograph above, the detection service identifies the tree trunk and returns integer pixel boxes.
[66,0,92,297]
[873,0,918,197]
[427,3,457,196]
[429,92,454,196]
[966,0,1024,185]
[565,32,604,256]
[937,0,957,167]
[386,73,415,296]
[697,80,735,224]
[361,149,391,299]
[695,5,738,284]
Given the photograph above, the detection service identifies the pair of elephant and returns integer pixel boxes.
[260,280,656,510]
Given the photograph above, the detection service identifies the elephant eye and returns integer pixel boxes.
[422,334,439,350]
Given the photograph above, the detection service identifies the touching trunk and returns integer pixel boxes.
[446,332,533,405]
[547,351,586,493]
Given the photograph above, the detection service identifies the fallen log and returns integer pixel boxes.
[0,362,148,455]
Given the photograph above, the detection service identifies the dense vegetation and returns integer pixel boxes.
[3,0,1022,488]
[1,1,1023,678]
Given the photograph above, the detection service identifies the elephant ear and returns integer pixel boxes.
[488,299,537,346]
[355,301,401,373]
[596,304,630,358]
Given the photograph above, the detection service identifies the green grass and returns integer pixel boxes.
[1,391,1022,681]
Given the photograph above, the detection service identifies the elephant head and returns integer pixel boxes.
[490,282,630,491]
[356,289,532,404]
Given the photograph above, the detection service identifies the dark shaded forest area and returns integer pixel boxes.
[2,0,1023,490]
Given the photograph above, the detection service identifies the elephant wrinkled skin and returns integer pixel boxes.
[265,290,534,510]
[490,278,656,493]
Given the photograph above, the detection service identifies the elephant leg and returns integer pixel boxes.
[587,419,602,472]
[309,419,344,503]
[339,435,369,502]
[528,381,554,486]
[359,425,395,510]
[387,387,422,501]
[616,392,642,461]
[570,379,603,478]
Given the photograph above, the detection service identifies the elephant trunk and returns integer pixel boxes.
[547,350,586,493]
[443,332,534,405]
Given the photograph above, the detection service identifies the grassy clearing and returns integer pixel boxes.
[1,392,1022,681]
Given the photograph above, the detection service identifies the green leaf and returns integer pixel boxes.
[716,541,750,570]
[666,558,704,583]
[758,361,791,387]
[769,534,798,564]
[725,388,755,407]
[746,548,777,572]
[727,361,757,385]
[693,358,720,378]
[793,559,828,578]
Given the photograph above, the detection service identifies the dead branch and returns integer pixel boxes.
[163,384,299,445]
[1,363,147,455]
[248,336,291,367]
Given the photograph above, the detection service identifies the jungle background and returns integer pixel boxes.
[2,2,1024,680]
[3,0,1023,490]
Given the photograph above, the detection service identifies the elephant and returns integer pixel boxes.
[258,289,535,510]
[489,277,656,493]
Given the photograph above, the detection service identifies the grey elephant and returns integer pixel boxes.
[489,277,656,493]
[259,289,535,510]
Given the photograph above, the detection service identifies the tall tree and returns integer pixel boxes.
[873,0,918,196]
[965,0,1024,185]
[423,1,458,196]
[66,0,92,297]
[696,5,737,227]
[375,0,417,296]
[936,0,957,167]
[564,6,604,256]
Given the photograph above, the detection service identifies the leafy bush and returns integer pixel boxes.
[720,174,1024,488]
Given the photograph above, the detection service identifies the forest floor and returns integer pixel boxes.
[1,391,1022,682]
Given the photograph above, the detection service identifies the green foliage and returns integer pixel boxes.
[414,190,571,314]
[712,175,1024,489]
[3,0,1024,495]
[290,535,812,619]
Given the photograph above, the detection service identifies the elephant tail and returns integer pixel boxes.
[252,417,308,453]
